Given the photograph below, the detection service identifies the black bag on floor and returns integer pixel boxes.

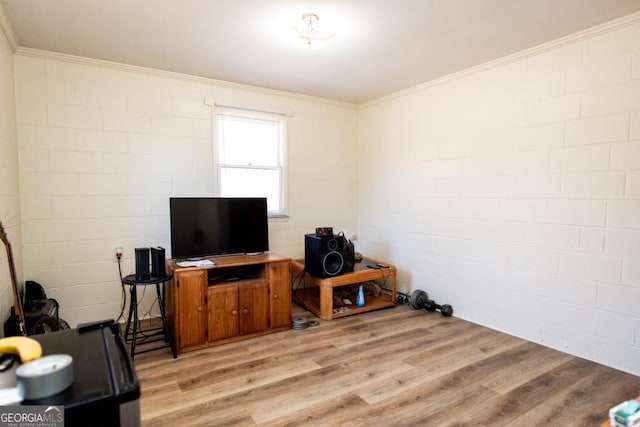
[23,281,70,335]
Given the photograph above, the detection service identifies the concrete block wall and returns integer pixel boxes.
[0,22,21,329]
[358,16,640,374]
[13,53,358,327]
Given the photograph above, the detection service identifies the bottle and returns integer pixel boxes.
[356,283,365,307]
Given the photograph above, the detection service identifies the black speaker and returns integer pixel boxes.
[305,234,345,278]
[135,247,150,281]
[151,246,166,278]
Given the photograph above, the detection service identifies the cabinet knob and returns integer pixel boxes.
[232,310,238,316]
[243,308,249,314]
[273,294,279,299]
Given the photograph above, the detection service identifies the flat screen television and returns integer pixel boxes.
[169,197,269,259]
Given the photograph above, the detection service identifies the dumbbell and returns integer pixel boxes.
[424,299,454,317]
[409,289,454,317]
[395,291,412,305]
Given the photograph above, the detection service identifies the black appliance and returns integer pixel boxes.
[169,197,269,259]
[26,321,140,427]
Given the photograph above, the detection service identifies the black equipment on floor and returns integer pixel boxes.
[22,281,70,335]
[409,289,454,317]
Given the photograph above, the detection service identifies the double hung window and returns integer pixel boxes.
[215,107,287,216]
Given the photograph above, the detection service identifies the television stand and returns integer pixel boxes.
[291,257,397,320]
[167,252,291,353]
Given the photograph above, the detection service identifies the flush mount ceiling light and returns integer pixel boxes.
[294,13,335,45]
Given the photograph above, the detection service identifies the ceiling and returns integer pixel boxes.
[2,0,640,104]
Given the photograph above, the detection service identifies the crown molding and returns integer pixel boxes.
[8,9,640,109]
[362,10,640,109]
[0,4,18,52]
[13,47,357,110]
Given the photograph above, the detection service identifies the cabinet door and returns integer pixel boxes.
[268,261,291,329]
[208,285,239,342]
[176,270,208,349]
[239,281,269,335]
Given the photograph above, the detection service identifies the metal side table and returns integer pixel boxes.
[122,274,177,360]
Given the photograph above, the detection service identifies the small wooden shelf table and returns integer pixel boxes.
[291,257,396,320]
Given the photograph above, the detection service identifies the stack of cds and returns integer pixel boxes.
[292,317,309,330]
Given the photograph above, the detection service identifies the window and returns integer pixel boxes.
[215,106,287,216]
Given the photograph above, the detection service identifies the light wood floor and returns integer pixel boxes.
[134,304,639,426]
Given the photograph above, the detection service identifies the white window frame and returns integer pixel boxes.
[213,105,288,217]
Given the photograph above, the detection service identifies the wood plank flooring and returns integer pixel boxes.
[134,304,639,426]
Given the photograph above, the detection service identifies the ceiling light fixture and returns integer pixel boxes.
[294,13,335,45]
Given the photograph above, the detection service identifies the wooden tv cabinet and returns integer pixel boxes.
[166,252,291,354]
[291,257,397,320]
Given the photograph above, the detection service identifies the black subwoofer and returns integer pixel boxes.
[304,234,345,278]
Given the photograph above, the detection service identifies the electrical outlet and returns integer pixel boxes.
[115,246,123,259]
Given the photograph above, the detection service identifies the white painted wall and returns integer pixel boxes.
[13,53,358,327]
[7,9,640,377]
[358,19,640,374]
[0,19,22,331]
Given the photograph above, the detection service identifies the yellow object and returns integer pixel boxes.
[0,336,42,363]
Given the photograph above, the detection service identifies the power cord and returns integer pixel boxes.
[136,286,161,340]
[379,267,390,292]
[291,269,306,291]
[291,268,309,312]
[115,251,126,322]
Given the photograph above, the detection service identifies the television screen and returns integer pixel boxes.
[169,197,269,259]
